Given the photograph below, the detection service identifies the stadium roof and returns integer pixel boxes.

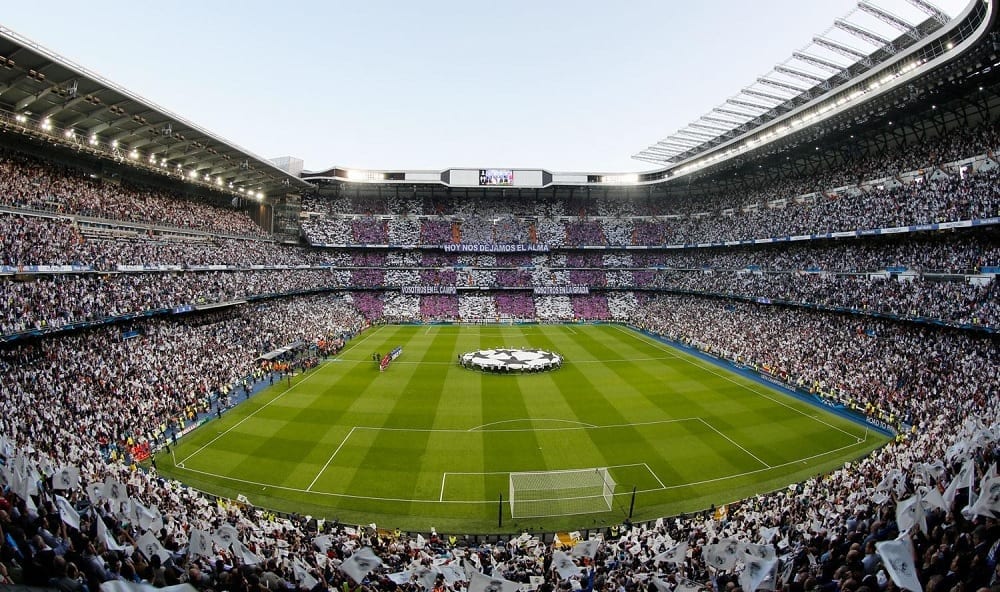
[0,25,311,200]
[633,0,952,167]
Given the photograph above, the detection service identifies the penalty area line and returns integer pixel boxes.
[175,362,328,467]
[171,438,869,504]
[307,426,357,492]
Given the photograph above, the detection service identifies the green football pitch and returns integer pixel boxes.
[156,323,887,533]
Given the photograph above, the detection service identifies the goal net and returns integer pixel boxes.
[509,467,616,518]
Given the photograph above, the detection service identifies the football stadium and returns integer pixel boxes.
[0,1,998,592]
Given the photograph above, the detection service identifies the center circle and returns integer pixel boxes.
[459,348,563,373]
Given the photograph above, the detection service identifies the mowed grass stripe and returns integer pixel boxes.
[525,327,692,487]
[319,328,459,505]
[611,325,866,464]
[157,324,888,532]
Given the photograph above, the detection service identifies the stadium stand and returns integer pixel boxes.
[1,2,1000,592]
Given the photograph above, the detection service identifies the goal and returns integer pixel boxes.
[508,467,617,518]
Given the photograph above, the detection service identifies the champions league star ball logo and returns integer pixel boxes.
[459,348,563,374]
[484,580,505,592]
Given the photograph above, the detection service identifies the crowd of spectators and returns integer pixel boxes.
[0,270,352,336]
[0,153,268,238]
[1,293,995,592]
[1,108,999,592]
[298,122,1000,249]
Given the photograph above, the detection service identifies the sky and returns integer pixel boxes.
[0,0,970,174]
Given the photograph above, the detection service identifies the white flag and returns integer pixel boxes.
[136,531,172,564]
[968,475,1000,518]
[293,559,319,589]
[876,539,922,592]
[313,535,334,554]
[739,553,777,592]
[703,540,739,571]
[338,546,382,584]
[87,482,107,506]
[758,527,779,544]
[387,572,411,585]
[943,459,975,507]
[469,572,523,592]
[130,499,162,532]
[53,466,80,491]
[742,543,776,562]
[55,495,81,530]
[551,551,581,579]
[231,539,262,565]
[412,566,439,590]
[651,577,671,592]
[653,541,688,565]
[187,528,213,559]
[918,486,948,513]
[213,524,240,549]
[100,582,198,592]
[438,564,466,585]
[571,539,600,559]
[103,476,128,505]
[895,494,927,535]
[675,579,703,592]
[95,513,127,552]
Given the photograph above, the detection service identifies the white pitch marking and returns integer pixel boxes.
[176,325,384,467]
[697,418,771,469]
[173,439,870,504]
[612,325,863,440]
[307,426,357,492]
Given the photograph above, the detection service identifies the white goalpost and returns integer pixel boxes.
[508,467,617,518]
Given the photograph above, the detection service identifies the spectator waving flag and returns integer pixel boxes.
[876,539,922,592]
[895,494,927,535]
[213,524,239,549]
[551,551,582,579]
[968,474,1000,518]
[55,495,80,530]
[738,553,778,592]
[338,546,382,584]
[468,572,523,592]
[95,512,128,553]
[918,485,948,513]
[943,458,975,507]
[187,528,213,559]
[231,539,262,565]
[571,539,600,559]
[653,541,688,565]
[293,559,319,590]
[53,466,80,491]
[136,531,172,564]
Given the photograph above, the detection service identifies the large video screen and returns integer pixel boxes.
[479,169,514,186]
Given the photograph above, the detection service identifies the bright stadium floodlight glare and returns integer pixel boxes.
[89,134,98,145]
[128,149,138,159]
[111,139,119,148]
[14,114,27,123]
[188,170,198,179]
[40,118,52,131]
[256,191,264,200]
[63,129,74,138]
